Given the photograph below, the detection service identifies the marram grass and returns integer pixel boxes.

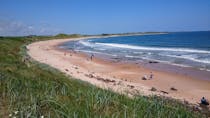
[0,36,204,117]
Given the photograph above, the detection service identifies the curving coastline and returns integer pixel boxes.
[27,36,210,106]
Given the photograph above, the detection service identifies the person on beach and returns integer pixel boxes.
[201,97,209,105]
[144,75,147,79]
[90,54,94,61]
[150,72,153,79]
[142,75,147,80]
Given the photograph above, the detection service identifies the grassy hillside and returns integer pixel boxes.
[0,36,204,117]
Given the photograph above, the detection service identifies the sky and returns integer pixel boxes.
[0,0,210,36]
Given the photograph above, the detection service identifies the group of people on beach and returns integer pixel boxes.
[143,72,154,80]
[68,52,210,107]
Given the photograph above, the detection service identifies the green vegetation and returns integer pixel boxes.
[0,35,204,117]
[54,33,81,38]
[99,32,167,36]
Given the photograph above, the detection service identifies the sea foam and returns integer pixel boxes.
[95,42,210,54]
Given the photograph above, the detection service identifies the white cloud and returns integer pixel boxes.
[0,17,62,36]
[28,26,33,29]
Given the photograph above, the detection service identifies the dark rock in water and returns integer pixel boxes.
[112,57,120,60]
[150,87,157,91]
[149,61,159,64]
[170,87,178,91]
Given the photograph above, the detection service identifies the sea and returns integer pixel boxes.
[61,31,210,72]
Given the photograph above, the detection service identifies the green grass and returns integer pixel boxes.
[0,36,204,117]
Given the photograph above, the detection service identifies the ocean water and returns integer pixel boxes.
[61,31,210,71]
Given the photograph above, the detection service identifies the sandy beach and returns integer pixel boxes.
[27,36,210,106]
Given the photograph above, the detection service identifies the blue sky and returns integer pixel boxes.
[0,0,210,36]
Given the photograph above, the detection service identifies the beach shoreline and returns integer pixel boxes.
[27,36,210,107]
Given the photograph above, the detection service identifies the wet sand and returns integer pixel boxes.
[27,37,210,106]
